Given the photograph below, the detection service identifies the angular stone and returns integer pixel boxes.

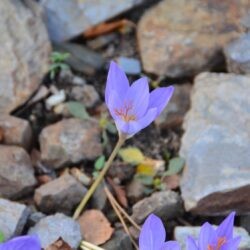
[101,229,133,250]
[0,0,51,113]
[54,43,105,75]
[34,174,87,214]
[0,115,32,149]
[41,0,144,42]
[132,190,183,224]
[175,226,250,249]
[28,213,81,249]
[116,57,141,75]
[0,198,30,240]
[137,0,250,77]
[40,118,102,168]
[0,145,37,198]
[180,73,250,214]
[224,33,250,74]
[155,84,192,129]
[70,85,100,108]
[126,178,145,203]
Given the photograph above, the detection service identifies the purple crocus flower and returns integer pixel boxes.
[105,61,174,136]
[139,214,180,250]
[186,212,241,250]
[0,235,41,250]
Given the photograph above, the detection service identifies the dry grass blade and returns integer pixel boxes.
[104,186,139,250]
[105,184,141,231]
[80,241,106,250]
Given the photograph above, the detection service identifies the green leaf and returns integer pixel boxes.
[0,231,5,243]
[164,157,185,176]
[94,155,105,170]
[136,174,154,186]
[66,101,89,120]
[118,147,144,164]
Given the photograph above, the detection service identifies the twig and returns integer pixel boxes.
[104,186,139,250]
[105,185,141,231]
[80,241,106,250]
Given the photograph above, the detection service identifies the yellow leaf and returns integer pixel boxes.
[118,147,144,164]
[136,163,155,176]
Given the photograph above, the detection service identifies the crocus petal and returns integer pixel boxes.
[107,90,124,119]
[125,77,149,118]
[0,235,41,250]
[186,236,199,250]
[221,236,241,250]
[105,61,129,106]
[149,86,174,116]
[160,241,181,250]
[198,222,217,249]
[139,214,166,250]
[216,212,235,240]
[115,108,157,135]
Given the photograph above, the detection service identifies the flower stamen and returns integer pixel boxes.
[114,101,137,122]
[207,237,227,250]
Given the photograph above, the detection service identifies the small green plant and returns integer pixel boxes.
[49,51,70,79]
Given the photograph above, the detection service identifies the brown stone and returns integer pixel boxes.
[40,118,102,169]
[137,0,250,77]
[0,115,32,149]
[0,145,37,198]
[155,84,192,129]
[34,173,87,215]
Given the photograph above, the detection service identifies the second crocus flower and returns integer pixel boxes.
[139,214,180,250]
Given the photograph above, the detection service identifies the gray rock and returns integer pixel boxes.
[71,85,100,108]
[28,213,81,249]
[137,0,250,77]
[40,118,102,169]
[34,173,87,214]
[0,115,32,150]
[0,0,51,113]
[0,198,30,240]
[175,226,250,249]
[41,0,144,42]
[101,229,133,250]
[0,145,37,198]
[28,212,46,227]
[53,43,105,75]
[240,215,250,234]
[155,84,192,129]
[180,73,250,214]
[132,190,183,224]
[91,182,107,211]
[224,33,250,74]
[126,178,145,203]
[116,57,141,75]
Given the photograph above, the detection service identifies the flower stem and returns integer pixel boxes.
[73,135,126,219]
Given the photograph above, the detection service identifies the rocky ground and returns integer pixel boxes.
[0,0,250,249]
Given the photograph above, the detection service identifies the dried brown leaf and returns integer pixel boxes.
[78,209,114,245]
[107,178,128,208]
[84,19,135,38]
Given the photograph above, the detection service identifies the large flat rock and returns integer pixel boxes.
[41,0,144,42]
[180,73,250,215]
[137,0,250,77]
[0,0,51,113]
